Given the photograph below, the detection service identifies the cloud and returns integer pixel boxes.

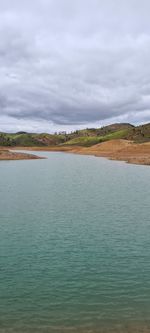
[0,0,150,132]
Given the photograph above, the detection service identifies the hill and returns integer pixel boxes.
[0,132,66,147]
[124,123,150,142]
[0,122,149,147]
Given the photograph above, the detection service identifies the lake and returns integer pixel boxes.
[0,152,150,332]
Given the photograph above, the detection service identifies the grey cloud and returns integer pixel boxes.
[0,0,150,132]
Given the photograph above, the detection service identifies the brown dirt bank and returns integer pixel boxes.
[0,148,43,160]
[12,140,150,165]
[81,140,150,165]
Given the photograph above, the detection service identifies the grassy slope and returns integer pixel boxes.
[0,123,149,147]
[63,129,129,147]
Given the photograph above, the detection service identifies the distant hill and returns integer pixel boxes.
[124,123,150,142]
[0,122,149,147]
[0,132,66,147]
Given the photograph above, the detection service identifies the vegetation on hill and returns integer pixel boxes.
[0,123,149,147]
[0,132,66,147]
[123,123,150,142]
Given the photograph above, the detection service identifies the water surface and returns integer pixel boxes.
[0,152,150,332]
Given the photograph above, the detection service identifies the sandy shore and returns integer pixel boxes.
[11,139,150,165]
[0,148,43,160]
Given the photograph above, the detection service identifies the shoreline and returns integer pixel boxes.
[0,148,44,160]
[9,139,150,166]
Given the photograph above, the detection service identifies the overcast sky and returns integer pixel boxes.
[0,0,150,132]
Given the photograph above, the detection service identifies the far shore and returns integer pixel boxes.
[9,139,150,165]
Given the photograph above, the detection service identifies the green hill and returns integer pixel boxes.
[0,132,66,147]
[0,122,149,147]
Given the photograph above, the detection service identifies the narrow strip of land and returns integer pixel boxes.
[0,148,43,160]
[11,139,150,165]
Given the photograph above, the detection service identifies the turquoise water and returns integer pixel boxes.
[0,152,150,333]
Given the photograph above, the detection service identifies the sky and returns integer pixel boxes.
[0,0,150,133]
